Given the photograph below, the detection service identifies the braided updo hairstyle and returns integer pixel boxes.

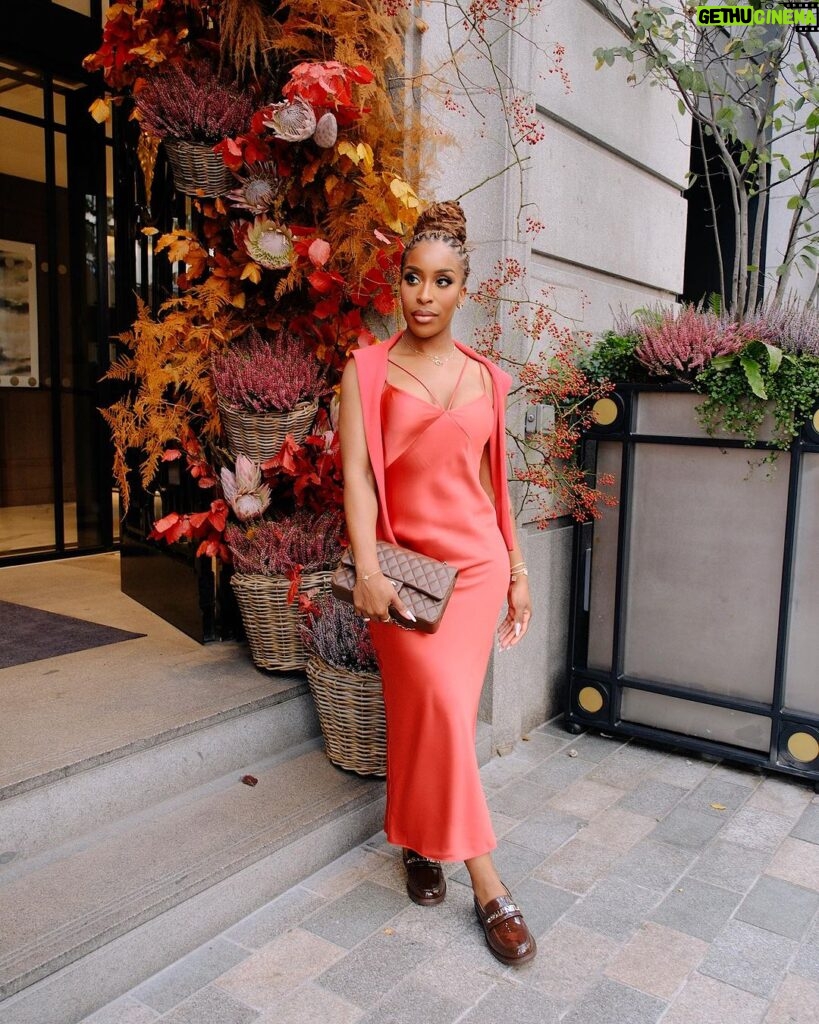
[402,200,471,282]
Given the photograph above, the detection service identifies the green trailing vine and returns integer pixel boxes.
[694,343,819,450]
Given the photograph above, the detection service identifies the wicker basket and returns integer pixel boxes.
[164,139,233,197]
[231,570,332,671]
[219,399,318,462]
[306,656,386,776]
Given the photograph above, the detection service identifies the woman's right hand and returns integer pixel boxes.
[353,573,416,625]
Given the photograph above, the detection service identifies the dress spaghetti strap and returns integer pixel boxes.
[387,355,470,411]
[478,363,493,409]
[446,356,469,411]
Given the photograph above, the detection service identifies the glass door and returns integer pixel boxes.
[0,56,114,560]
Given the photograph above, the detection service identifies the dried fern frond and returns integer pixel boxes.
[217,0,277,82]
[101,296,226,510]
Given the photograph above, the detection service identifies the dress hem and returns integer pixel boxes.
[385,830,497,864]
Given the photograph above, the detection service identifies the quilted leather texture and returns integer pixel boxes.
[331,541,458,634]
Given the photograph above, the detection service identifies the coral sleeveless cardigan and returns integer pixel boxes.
[351,331,515,550]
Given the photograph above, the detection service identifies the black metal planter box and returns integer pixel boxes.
[568,383,819,785]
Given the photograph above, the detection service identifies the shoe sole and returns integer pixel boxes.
[483,936,537,966]
[407,882,447,906]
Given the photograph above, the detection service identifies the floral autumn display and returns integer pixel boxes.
[92,0,423,580]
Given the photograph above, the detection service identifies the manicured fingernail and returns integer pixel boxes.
[405,609,417,622]
[515,622,521,637]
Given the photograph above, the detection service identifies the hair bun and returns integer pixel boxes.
[413,200,467,245]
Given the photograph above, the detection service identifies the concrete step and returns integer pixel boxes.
[0,741,386,1024]
[0,679,319,864]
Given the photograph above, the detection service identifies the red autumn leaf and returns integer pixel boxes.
[308,238,331,267]
[244,136,272,164]
[213,137,244,171]
[261,434,301,474]
[208,498,228,531]
[350,64,375,84]
[150,512,183,535]
[308,268,344,293]
[196,537,231,562]
[241,774,259,786]
[312,294,342,319]
[188,510,211,531]
[251,106,274,133]
[149,513,190,544]
[372,288,397,316]
[285,564,304,604]
[162,449,183,461]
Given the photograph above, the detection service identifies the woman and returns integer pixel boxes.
[339,201,536,965]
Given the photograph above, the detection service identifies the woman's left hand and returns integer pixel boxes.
[498,577,532,650]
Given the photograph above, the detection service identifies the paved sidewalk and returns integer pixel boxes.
[81,721,819,1024]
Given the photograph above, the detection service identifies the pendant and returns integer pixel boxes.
[430,355,444,366]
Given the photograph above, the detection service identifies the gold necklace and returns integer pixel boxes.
[403,338,458,366]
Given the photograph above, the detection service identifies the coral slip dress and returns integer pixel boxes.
[367,352,511,862]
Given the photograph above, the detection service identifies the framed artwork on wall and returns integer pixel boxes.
[0,240,39,388]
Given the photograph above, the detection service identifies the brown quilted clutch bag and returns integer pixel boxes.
[331,540,458,634]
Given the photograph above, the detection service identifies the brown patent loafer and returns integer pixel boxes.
[474,885,537,965]
[402,848,446,906]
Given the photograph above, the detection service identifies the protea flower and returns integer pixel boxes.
[244,217,295,270]
[220,455,271,522]
[263,97,316,142]
[313,112,338,148]
[225,162,281,214]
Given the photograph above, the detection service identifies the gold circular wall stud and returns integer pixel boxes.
[577,686,604,714]
[592,398,619,427]
[813,410,819,434]
[787,732,819,764]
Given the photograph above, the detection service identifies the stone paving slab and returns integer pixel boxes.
[78,724,819,1024]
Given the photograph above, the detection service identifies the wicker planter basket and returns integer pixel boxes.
[219,399,318,462]
[306,655,386,776]
[164,139,233,197]
[231,570,332,671]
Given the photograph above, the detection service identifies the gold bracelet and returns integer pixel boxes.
[510,566,529,580]
[509,562,526,572]
[357,567,382,582]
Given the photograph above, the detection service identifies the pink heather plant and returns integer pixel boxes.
[634,306,746,378]
[212,328,326,413]
[739,299,819,357]
[300,593,378,674]
[226,508,344,576]
[135,60,254,144]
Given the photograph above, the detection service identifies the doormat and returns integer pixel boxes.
[0,600,145,669]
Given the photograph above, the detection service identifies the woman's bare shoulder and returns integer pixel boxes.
[457,342,512,387]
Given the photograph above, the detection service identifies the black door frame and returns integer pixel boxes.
[0,1,115,565]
